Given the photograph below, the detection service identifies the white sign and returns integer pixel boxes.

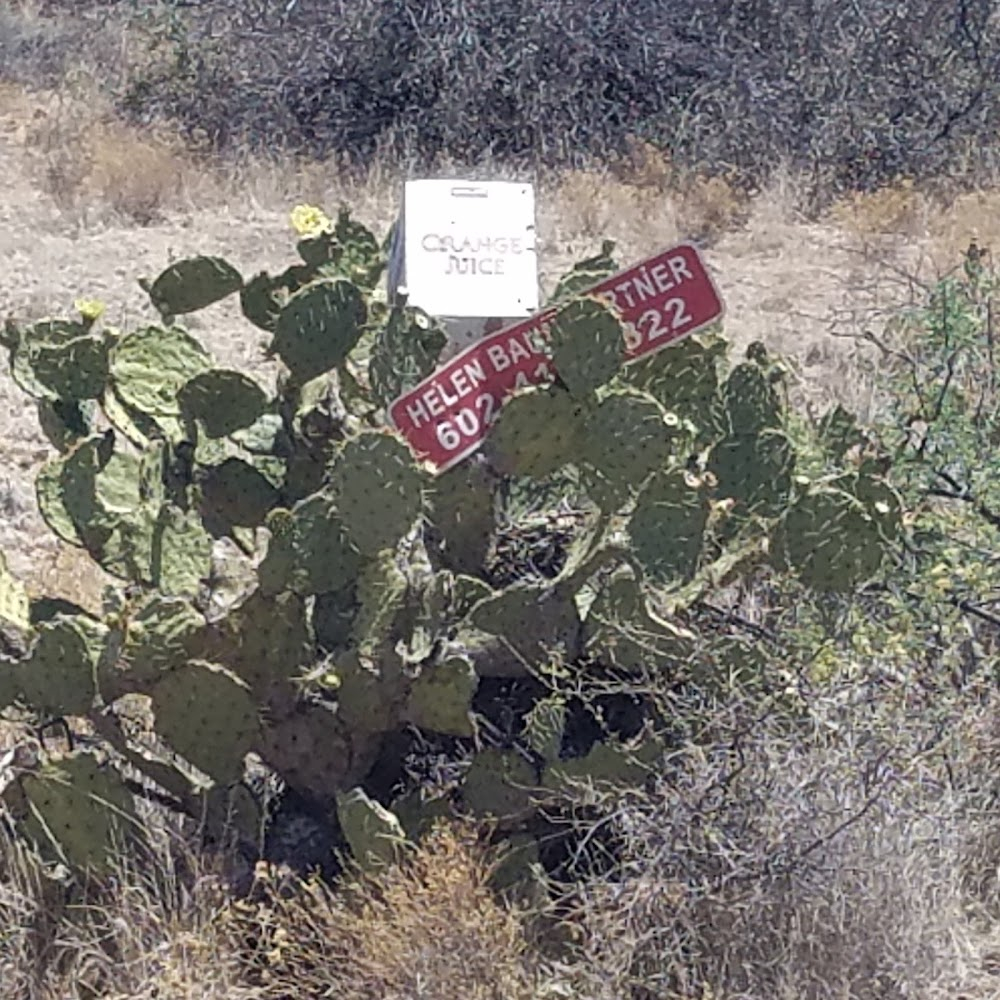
[388,180,538,321]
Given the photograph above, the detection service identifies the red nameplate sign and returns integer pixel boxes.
[388,242,724,474]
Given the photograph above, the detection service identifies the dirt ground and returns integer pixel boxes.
[0,84,981,605]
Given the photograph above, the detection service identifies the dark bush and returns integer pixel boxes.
[31,0,1000,206]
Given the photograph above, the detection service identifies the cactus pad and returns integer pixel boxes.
[327,431,427,557]
[271,278,367,382]
[259,495,363,596]
[335,787,405,871]
[369,305,448,408]
[150,661,260,784]
[461,748,537,820]
[776,484,888,593]
[152,504,213,598]
[15,752,139,873]
[628,468,710,587]
[197,457,279,529]
[28,332,110,401]
[405,654,477,736]
[549,295,625,398]
[178,369,268,438]
[426,458,496,576]
[110,326,212,418]
[9,318,90,399]
[579,389,680,510]
[37,397,96,453]
[483,385,585,479]
[142,255,243,318]
[0,551,30,634]
[549,240,618,305]
[723,361,781,435]
[18,615,106,718]
[707,429,795,518]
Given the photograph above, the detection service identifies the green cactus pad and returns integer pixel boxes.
[843,471,904,543]
[723,361,782,435]
[327,431,427,557]
[37,398,95,453]
[578,388,680,511]
[313,585,357,656]
[775,485,888,593]
[0,551,30,634]
[142,255,243,318]
[549,295,625,399]
[324,208,386,290]
[483,385,585,479]
[628,468,710,587]
[522,695,566,765]
[369,305,448,408]
[462,748,537,820]
[624,331,728,438]
[18,615,106,717]
[707,429,795,518]
[271,278,367,383]
[178,369,268,439]
[110,326,212,417]
[817,404,867,460]
[111,596,203,692]
[150,661,260,785]
[239,271,284,332]
[469,583,581,675]
[542,737,661,794]
[196,457,279,529]
[425,457,496,576]
[152,504,213,598]
[259,495,363,596]
[196,589,311,711]
[336,787,405,871]
[9,318,90,399]
[16,752,139,873]
[582,566,695,673]
[548,240,618,305]
[405,655,477,736]
[28,332,110,401]
[258,702,369,805]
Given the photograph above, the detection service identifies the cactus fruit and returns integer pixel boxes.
[628,468,711,587]
[141,255,243,319]
[11,751,140,873]
[150,661,260,785]
[327,431,427,557]
[271,278,367,383]
[17,615,106,718]
[335,787,405,871]
[178,369,268,439]
[483,385,585,479]
[405,654,477,736]
[549,295,625,399]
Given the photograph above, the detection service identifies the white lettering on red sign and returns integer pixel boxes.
[388,242,723,474]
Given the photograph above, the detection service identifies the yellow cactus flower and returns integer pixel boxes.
[74,297,106,322]
[290,203,332,237]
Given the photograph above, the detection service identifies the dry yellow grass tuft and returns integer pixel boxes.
[229,820,550,1000]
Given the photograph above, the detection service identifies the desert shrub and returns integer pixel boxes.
[35,0,1000,207]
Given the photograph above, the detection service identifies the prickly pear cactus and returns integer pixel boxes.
[0,213,908,884]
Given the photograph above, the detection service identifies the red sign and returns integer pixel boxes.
[388,242,724,474]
